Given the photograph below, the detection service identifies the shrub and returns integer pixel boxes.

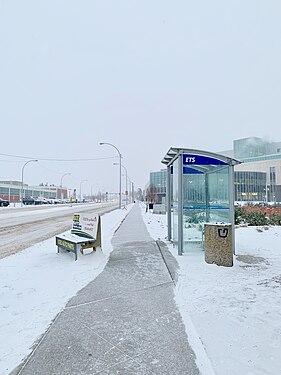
[235,206,281,226]
[235,207,244,225]
[244,211,268,226]
[268,214,281,226]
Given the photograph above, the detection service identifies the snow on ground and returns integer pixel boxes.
[0,202,114,221]
[0,206,132,375]
[2,203,280,375]
[141,206,281,375]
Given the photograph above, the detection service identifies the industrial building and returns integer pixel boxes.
[0,181,68,203]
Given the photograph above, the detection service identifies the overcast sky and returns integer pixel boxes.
[1,0,281,195]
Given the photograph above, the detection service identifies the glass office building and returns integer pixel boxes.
[234,154,281,202]
[233,137,281,160]
[149,169,167,203]
[234,137,267,159]
[234,171,266,201]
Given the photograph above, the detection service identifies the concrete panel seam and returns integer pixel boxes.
[65,281,175,310]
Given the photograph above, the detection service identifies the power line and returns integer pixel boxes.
[0,153,117,162]
[0,160,23,163]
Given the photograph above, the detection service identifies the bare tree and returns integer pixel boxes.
[145,184,158,203]
[135,188,144,201]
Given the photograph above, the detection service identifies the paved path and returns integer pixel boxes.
[14,204,200,375]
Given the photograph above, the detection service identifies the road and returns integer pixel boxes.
[0,202,118,259]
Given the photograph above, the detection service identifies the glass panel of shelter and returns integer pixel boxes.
[172,158,179,246]
[182,164,230,252]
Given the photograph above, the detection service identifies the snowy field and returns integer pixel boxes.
[141,208,281,375]
[1,203,281,375]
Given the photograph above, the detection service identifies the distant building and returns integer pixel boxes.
[150,137,281,205]
[149,169,167,204]
[234,137,267,159]
[234,155,281,202]
[0,181,67,202]
[234,171,266,202]
[218,137,281,202]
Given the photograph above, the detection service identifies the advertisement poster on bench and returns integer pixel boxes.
[71,213,99,239]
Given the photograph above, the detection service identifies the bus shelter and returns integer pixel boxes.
[162,148,241,255]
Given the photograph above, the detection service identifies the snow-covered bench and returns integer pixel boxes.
[55,233,97,261]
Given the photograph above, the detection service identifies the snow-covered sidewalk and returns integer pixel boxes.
[142,207,281,375]
[0,206,132,375]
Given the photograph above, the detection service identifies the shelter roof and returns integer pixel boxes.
[161,147,241,168]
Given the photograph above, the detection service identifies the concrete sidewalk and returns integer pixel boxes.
[13,204,200,375]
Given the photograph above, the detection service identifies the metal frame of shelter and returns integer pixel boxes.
[162,147,241,255]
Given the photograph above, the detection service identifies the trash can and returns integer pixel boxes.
[204,223,233,267]
[148,203,154,210]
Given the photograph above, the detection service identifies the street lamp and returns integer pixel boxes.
[80,179,88,202]
[21,159,38,206]
[60,173,71,200]
[91,184,99,201]
[99,142,122,209]
[128,176,134,203]
[131,181,134,202]
[113,162,128,205]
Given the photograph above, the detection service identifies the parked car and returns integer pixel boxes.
[22,197,35,205]
[0,198,10,207]
[36,197,50,204]
[49,199,61,204]
[22,197,42,205]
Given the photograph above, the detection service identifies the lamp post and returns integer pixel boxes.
[113,162,128,205]
[60,173,71,200]
[99,142,122,209]
[132,181,134,202]
[90,183,101,202]
[21,159,38,206]
[80,179,88,202]
[128,176,134,203]
[91,184,99,201]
